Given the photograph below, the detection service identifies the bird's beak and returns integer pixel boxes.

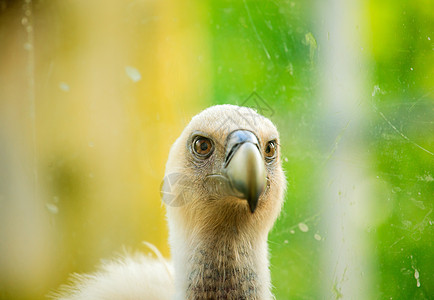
[223,130,266,213]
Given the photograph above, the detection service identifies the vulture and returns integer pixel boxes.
[53,104,286,300]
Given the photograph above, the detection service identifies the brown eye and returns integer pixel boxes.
[264,141,277,159]
[193,136,213,157]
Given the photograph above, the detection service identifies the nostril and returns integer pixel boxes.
[224,130,261,167]
[224,143,242,167]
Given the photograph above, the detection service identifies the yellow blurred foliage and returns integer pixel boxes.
[0,0,210,299]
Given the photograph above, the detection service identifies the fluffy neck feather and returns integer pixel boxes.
[168,212,273,300]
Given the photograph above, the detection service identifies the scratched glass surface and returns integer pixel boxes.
[0,0,432,299]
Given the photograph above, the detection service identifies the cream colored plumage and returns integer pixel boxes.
[53,105,286,300]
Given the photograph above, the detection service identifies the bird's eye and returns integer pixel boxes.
[264,140,277,160]
[193,136,214,158]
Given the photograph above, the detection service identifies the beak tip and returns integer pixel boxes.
[247,196,259,213]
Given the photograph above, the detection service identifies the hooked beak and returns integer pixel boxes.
[223,130,266,213]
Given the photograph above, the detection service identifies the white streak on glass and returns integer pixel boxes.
[125,66,142,82]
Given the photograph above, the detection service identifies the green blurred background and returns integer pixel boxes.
[0,0,432,299]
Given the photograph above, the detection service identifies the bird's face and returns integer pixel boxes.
[163,105,286,234]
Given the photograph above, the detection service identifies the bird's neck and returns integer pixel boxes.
[171,228,272,300]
